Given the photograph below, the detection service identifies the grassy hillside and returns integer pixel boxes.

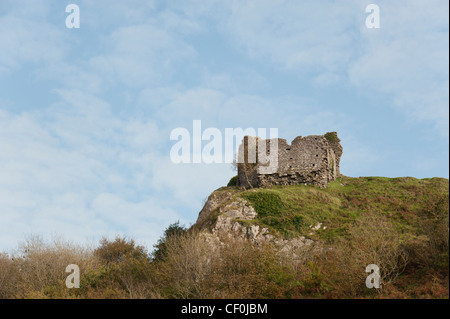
[238,176,448,242]
[0,176,448,299]
[227,175,448,298]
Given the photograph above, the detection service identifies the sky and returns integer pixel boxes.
[0,0,448,252]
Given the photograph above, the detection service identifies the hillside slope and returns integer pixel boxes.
[192,175,449,297]
[196,176,448,243]
[1,176,447,299]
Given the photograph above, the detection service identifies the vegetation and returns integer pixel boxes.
[152,221,187,262]
[0,176,448,299]
[241,191,285,217]
[239,176,448,242]
[227,175,238,187]
[324,132,338,142]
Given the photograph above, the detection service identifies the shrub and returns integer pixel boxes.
[94,236,150,266]
[322,212,409,297]
[86,237,157,298]
[0,253,18,298]
[9,235,94,298]
[324,132,338,142]
[152,221,187,262]
[155,230,211,298]
[204,237,301,299]
[227,176,238,187]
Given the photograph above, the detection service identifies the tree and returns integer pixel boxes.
[152,221,187,262]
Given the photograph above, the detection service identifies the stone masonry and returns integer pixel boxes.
[237,132,343,188]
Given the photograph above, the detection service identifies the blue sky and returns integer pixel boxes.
[0,0,448,252]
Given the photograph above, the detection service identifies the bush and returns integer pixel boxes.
[227,176,238,187]
[152,221,187,262]
[86,237,156,299]
[324,132,338,142]
[6,235,94,298]
[0,253,18,298]
[155,230,211,298]
[204,237,302,298]
[320,212,409,297]
[94,236,149,265]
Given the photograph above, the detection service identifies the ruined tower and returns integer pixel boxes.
[237,132,343,188]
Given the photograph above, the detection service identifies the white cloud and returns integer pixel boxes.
[155,87,226,126]
[225,0,359,74]
[0,15,66,73]
[6,3,199,93]
[349,0,449,136]
[150,156,233,209]
[220,0,448,136]
[0,91,186,251]
[88,23,196,88]
[339,135,382,177]
[78,0,158,29]
[199,67,271,94]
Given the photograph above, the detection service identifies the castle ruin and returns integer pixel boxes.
[237,132,343,188]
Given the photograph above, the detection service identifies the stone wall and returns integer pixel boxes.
[237,132,343,188]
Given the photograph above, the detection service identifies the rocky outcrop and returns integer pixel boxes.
[195,190,316,259]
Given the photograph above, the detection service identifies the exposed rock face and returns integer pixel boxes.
[195,190,315,259]
[237,132,343,188]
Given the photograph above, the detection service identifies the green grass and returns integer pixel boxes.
[235,176,449,242]
[241,191,285,217]
[324,132,338,142]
